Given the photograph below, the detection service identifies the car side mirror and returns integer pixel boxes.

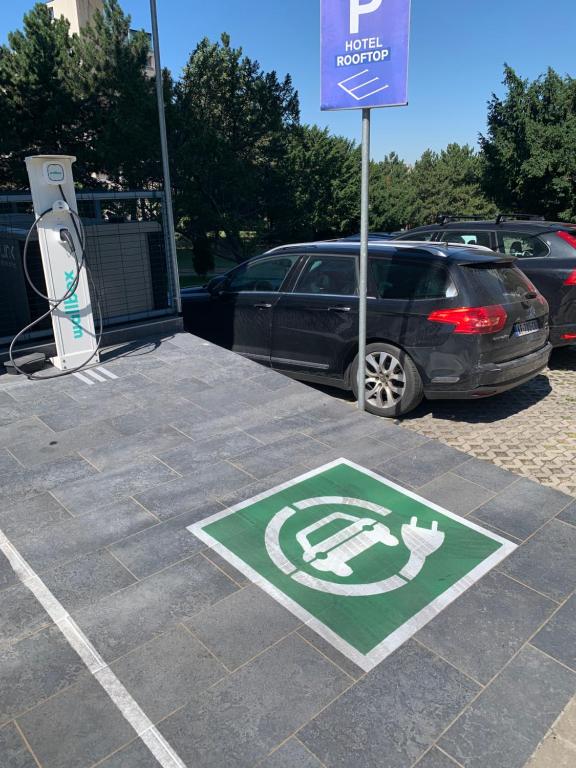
[207,276,226,295]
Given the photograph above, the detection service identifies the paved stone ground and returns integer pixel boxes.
[402,346,576,498]
[0,333,574,768]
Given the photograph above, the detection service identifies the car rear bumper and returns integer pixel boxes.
[550,323,576,346]
[424,343,552,400]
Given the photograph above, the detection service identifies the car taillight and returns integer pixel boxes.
[561,333,576,340]
[428,305,508,335]
[557,230,576,249]
[564,269,576,286]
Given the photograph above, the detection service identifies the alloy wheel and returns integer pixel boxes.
[365,351,406,409]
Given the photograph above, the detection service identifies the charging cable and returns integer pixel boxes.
[8,187,103,379]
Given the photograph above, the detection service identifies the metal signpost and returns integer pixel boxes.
[321,0,412,410]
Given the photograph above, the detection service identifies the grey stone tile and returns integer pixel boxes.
[111,626,227,722]
[215,465,310,508]
[559,501,576,526]
[418,472,495,516]
[230,433,325,480]
[0,456,97,506]
[159,634,349,768]
[259,739,324,768]
[440,646,576,768]
[302,414,385,446]
[41,550,136,612]
[297,625,365,681]
[9,420,122,467]
[0,550,18,591]
[377,441,469,488]
[453,458,519,492]
[0,417,55,448]
[16,498,156,572]
[416,571,556,683]
[17,676,135,768]
[241,412,317,445]
[0,722,38,768]
[170,408,249,442]
[532,595,576,671]
[108,502,223,579]
[134,461,254,520]
[0,584,51,648]
[187,383,256,411]
[80,424,191,471]
[466,515,523,544]
[97,739,162,768]
[38,392,136,432]
[414,748,462,768]
[72,554,238,662]
[0,448,21,475]
[498,519,576,600]
[0,493,72,540]
[187,586,301,670]
[303,436,407,471]
[200,549,251,586]
[299,640,479,768]
[107,400,203,436]
[0,401,27,428]
[158,430,263,473]
[0,625,86,725]
[473,478,573,540]
[51,457,178,515]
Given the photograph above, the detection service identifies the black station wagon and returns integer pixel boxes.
[181,242,552,417]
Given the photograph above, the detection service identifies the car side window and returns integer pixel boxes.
[370,258,457,300]
[496,232,549,259]
[439,230,493,248]
[293,256,357,296]
[394,230,436,241]
[225,256,299,293]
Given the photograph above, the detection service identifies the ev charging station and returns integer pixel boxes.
[25,155,99,371]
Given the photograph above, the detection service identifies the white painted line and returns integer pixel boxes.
[0,528,188,768]
[97,367,119,380]
[86,369,107,383]
[73,372,94,386]
[349,76,379,92]
[188,458,517,672]
[338,68,370,85]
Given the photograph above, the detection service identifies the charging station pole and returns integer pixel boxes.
[25,155,99,371]
[357,108,371,411]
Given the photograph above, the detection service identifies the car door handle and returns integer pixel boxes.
[327,306,352,312]
[253,303,273,309]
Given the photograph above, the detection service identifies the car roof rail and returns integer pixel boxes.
[435,213,488,225]
[495,212,546,224]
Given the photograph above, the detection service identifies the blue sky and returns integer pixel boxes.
[2,1,575,162]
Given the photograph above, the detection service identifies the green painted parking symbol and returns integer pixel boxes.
[189,460,516,671]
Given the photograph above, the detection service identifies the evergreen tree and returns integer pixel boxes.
[481,66,576,220]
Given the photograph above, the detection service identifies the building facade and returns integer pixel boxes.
[46,0,104,35]
[46,0,155,77]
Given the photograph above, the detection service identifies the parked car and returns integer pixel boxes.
[181,241,551,417]
[393,214,576,346]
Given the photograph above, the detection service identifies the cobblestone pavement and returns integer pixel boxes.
[401,347,576,498]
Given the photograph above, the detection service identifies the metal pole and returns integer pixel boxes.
[357,108,371,411]
[149,0,181,313]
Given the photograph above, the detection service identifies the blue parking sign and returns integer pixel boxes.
[321,0,411,111]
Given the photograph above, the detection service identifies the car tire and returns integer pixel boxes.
[350,343,424,418]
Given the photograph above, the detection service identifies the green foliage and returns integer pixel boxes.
[284,125,360,240]
[481,65,576,221]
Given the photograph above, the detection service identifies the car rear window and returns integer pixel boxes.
[461,264,536,301]
[370,259,457,300]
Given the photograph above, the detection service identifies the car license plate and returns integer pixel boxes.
[513,320,540,337]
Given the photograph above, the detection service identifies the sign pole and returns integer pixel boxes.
[357,108,371,412]
[150,0,181,314]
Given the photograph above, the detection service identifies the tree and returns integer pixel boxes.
[173,34,300,258]
[72,0,160,189]
[0,3,76,188]
[370,152,412,232]
[481,66,576,221]
[284,125,360,240]
[408,144,496,226]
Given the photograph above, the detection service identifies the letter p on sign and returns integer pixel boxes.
[350,0,383,34]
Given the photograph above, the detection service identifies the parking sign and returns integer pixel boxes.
[321,0,411,111]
